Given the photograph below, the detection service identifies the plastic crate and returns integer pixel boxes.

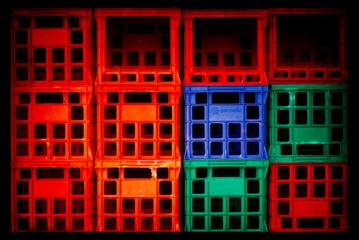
[184,86,268,160]
[11,87,94,165]
[184,160,268,232]
[183,10,268,85]
[269,163,347,232]
[269,84,347,163]
[96,84,181,162]
[268,8,347,83]
[95,8,180,84]
[11,9,93,87]
[95,160,180,232]
[11,164,93,232]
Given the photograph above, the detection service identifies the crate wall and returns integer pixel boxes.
[11,164,94,232]
[268,8,347,83]
[183,10,268,85]
[11,9,93,87]
[95,8,181,84]
[184,160,268,232]
[269,84,347,163]
[184,86,268,160]
[269,162,347,232]
[95,161,180,232]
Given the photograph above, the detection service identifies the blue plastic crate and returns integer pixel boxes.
[184,86,268,160]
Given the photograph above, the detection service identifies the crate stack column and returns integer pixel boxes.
[183,10,269,232]
[94,8,181,232]
[268,8,348,232]
[11,9,94,232]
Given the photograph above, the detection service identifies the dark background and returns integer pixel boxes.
[1,0,357,239]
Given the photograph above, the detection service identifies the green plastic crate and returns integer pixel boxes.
[184,160,268,232]
[269,84,347,163]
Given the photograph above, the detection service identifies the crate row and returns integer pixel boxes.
[11,161,180,232]
[12,8,347,88]
[12,84,347,164]
[11,160,347,232]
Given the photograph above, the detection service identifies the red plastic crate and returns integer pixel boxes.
[269,163,347,232]
[96,84,181,162]
[268,8,347,83]
[11,87,94,165]
[11,163,93,232]
[183,10,268,85]
[96,160,181,232]
[95,8,180,84]
[11,9,93,87]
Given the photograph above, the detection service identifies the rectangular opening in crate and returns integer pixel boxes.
[192,18,257,68]
[105,17,171,68]
[276,15,339,68]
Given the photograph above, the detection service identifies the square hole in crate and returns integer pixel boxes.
[193,216,205,230]
[192,180,204,194]
[104,181,117,195]
[229,123,241,138]
[159,181,172,195]
[277,201,289,215]
[295,183,307,198]
[141,142,153,156]
[72,181,84,195]
[160,124,172,139]
[54,218,66,231]
[210,124,222,138]
[277,110,289,124]
[192,142,205,156]
[16,124,29,139]
[123,123,135,138]
[277,92,289,106]
[141,199,153,213]
[160,199,172,213]
[211,198,223,212]
[229,142,241,155]
[17,199,29,213]
[247,180,259,194]
[211,216,223,230]
[52,48,64,63]
[71,143,84,156]
[71,106,84,120]
[141,124,153,138]
[229,198,241,212]
[104,123,117,138]
[104,142,117,156]
[122,142,135,156]
[277,183,289,198]
[72,199,84,213]
[123,199,135,213]
[247,197,259,212]
[105,217,117,231]
[104,199,117,213]
[210,142,223,155]
[193,198,204,212]
[16,181,28,195]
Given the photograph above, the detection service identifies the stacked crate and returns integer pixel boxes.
[94,8,181,232]
[268,9,348,232]
[183,10,269,232]
[11,9,94,231]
